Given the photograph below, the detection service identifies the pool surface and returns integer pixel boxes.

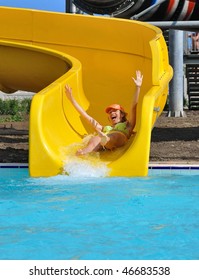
[0,168,199,260]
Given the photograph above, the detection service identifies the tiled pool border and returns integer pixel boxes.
[149,163,199,170]
[0,163,28,168]
[0,163,198,170]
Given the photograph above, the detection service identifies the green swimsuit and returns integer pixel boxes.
[103,122,129,137]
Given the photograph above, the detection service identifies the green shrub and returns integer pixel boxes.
[20,98,31,113]
[0,98,32,122]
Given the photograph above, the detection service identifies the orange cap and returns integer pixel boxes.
[105,104,127,114]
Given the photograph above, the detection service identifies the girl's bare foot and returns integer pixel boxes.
[76,146,93,156]
[76,149,87,156]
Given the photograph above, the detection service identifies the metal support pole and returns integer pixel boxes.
[66,0,77,13]
[66,0,72,13]
[148,21,199,32]
[168,29,185,117]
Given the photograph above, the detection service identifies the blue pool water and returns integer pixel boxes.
[0,168,199,260]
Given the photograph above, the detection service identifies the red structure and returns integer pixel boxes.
[73,0,198,21]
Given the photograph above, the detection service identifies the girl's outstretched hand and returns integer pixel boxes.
[65,84,73,101]
[132,70,143,87]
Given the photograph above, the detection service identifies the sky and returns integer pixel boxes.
[0,0,66,12]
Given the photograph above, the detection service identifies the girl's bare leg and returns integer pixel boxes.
[76,136,102,155]
[76,132,127,156]
[98,131,110,146]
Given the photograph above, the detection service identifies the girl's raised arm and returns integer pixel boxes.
[129,70,143,130]
[65,85,103,132]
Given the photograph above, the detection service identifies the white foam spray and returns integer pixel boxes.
[61,142,110,178]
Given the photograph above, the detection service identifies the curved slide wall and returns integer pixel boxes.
[0,7,173,177]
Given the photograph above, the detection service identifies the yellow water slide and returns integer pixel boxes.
[0,7,172,177]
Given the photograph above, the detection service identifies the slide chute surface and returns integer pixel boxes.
[0,7,173,177]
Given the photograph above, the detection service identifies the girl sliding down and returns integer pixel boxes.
[65,70,143,156]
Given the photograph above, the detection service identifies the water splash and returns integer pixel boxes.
[61,142,110,178]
